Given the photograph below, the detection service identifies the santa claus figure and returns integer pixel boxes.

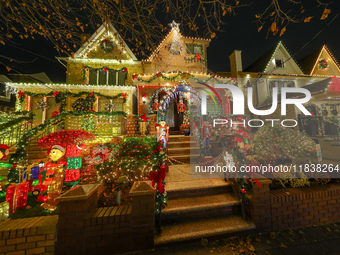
[152,100,160,112]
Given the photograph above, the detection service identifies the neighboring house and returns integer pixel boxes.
[218,42,340,128]
[0,63,52,111]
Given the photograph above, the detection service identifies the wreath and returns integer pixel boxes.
[331,108,338,116]
[100,39,114,53]
[318,59,329,70]
[322,109,328,116]
[72,98,90,112]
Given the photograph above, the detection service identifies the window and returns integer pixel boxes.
[268,80,295,95]
[88,69,126,85]
[186,43,203,55]
[275,59,284,68]
[0,83,10,102]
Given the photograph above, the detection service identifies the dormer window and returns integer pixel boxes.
[275,59,284,68]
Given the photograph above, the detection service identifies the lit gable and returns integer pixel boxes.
[263,42,303,75]
[310,45,340,77]
[74,22,137,61]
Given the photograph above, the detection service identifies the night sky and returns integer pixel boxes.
[1,1,339,83]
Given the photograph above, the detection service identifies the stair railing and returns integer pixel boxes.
[0,113,33,147]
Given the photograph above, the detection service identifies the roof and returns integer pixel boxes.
[74,22,137,60]
[298,47,323,75]
[259,78,331,107]
[243,46,276,72]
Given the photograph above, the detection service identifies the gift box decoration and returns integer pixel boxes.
[5,182,29,213]
[66,157,82,170]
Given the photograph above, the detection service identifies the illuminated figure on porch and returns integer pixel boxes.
[38,145,67,210]
[152,100,160,112]
[157,121,169,148]
[177,98,186,125]
[201,120,211,156]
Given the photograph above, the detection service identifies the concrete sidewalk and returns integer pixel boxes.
[145,222,340,255]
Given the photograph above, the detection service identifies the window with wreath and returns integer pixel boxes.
[88,69,126,85]
[275,59,284,68]
[186,43,203,54]
[268,80,295,96]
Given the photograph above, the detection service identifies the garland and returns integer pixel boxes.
[133,72,228,84]
[184,56,207,63]
[10,111,126,163]
[82,66,127,80]
[19,91,127,113]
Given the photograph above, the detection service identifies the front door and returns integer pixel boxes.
[167,98,180,131]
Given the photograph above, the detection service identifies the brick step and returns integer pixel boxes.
[167,147,200,156]
[155,215,255,245]
[162,193,241,224]
[169,131,180,135]
[168,135,191,143]
[167,140,198,148]
[166,179,232,200]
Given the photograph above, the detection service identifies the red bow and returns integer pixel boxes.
[102,39,110,44]
[82,64,85,70]
[196,53,201,61]
[89,92,94,97]
[156,72,161,77]
[121,93,127,99]
[132,74,137,80]
[142,93,146,98]
[53,91,60,97]
[149,166,166,193]
[18,90,25,98]
[140,113,147,122]
[123,68,127,73]
[152,145,163,153]
[104,67,108,73]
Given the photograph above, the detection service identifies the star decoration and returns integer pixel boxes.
[169,20,180,31]
[36,100,49,111]
[224,151,235,168]
[104,101,116,113]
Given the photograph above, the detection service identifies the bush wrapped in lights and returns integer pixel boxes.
[252,124,316,165]
[97,137,154,185]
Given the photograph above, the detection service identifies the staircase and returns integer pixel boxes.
[155,166,256,245]
[167,135,200,164]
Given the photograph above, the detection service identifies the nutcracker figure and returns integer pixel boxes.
[157,121,169,148]
[201,121,211,156]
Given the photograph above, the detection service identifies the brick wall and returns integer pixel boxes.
[248,179,340,232]
[56,181,155,255]
[0,215,57,255]
[270,183,340,231]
